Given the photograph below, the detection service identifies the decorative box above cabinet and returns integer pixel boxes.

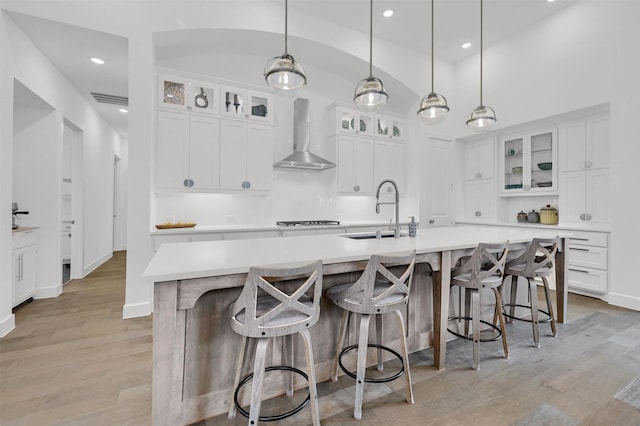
[158,74,220,115]
[500,127,557,195]
[220,86,273,124]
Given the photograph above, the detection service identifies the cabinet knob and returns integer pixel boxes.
[353,185,360,192]
[584,160,592,169]
[475,211,482,217]
[241,181,251,189]
[585,213,592,221]
[475,172,482,179]
[580,213,586,221]
[183,178,194,188]
[429,219,435,224]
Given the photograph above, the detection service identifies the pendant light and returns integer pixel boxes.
[264,0,307,91]
[466,0,496,132]
[417,0,449,124]
[354,0,388,112]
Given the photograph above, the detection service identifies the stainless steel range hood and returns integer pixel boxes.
[274,98,336,170]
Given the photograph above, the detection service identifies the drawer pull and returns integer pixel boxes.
[570,237,589,241]
[569,268,590,274]
[570,247,590,252]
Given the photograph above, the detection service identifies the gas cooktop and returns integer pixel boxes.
[276,220,341,227]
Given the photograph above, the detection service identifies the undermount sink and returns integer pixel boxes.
[342,231,409,240]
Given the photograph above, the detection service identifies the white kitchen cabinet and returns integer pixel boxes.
[374,115,404,141]
[374,140,406,193]
[158,74,220,115]
[220,120,273,191]
[560,169,610,224]
[220,86,273,124]
[335,135,374,194]
[156,111,220,191]
[329,104,375,137]
[567,231,609,295]
[463,180,495,220]
[559,115,609,172]
[500,128,557,195]
[12,229,37,307]
[462,138,495,221]
[464,138,494,180]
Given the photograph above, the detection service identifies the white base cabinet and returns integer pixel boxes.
[12,229,37,308]
[567,230,609,294]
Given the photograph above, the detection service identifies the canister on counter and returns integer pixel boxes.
[540,204,559,225]
[527,210,540,223]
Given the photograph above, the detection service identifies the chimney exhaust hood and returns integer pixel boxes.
[274,98,336,170]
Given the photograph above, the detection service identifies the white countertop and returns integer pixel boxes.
[144,225,569,282]
[456,220,610,232]
[150,220,407,235]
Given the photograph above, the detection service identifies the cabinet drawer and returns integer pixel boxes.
[568,231,608,247]
[568,267,607,294]
[13,230,37,249]
[569,245,607,270]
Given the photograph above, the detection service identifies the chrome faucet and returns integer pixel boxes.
[375,179,400,238]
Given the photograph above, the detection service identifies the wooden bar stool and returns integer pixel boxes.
[502,237,559,347]
[448,242,509,370]
[326,251,416,421]
[227,260,323,426]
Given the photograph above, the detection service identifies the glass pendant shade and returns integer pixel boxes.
[264,53,307,91]
[354,76,388,112]
[466,104,497,132]
[418,92,449,125]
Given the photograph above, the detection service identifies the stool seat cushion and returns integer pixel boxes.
[327,280,405,310]
[234,296,314,329]
[453,272,503,288]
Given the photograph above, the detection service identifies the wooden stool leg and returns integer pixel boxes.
[284,334,294,397]
[354,314,371,421]
[331,310,349,382]
[528,279,541,348]
[508,275,518,323]
[227,335,247,419]
[542,277,557,337]
[471,289,481,370]
[493,288,509,359]
[392,310,414,404]
[376,314,384,372]
[464,288,472,337]
[299,329,320,426]
[248,338,269,425]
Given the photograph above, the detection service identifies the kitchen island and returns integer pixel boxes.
[144,226,569,425]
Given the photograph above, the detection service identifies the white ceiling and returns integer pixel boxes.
[5,0,577,137]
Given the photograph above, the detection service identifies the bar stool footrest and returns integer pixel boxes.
[447,316,502,342]
[234,365,310,422]
[338,344,404,383]
[502,303,552,323]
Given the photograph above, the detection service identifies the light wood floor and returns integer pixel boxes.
[2,251,640,425]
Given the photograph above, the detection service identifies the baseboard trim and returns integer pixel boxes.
[607,292,640,312]
[0,314,16,338]
[123,302,152,319]
[83,252,113,277]
[36,284,63,299]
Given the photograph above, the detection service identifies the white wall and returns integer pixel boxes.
[452,1,640,310]
[0,11,123,336]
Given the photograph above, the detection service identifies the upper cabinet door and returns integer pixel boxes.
[336,107,374,137]
[559,115,609,172]
[464,138,494,180]
[189,116,220,190]
[220,86,273,123]
[156,111,189,190]
[158,74,219,114]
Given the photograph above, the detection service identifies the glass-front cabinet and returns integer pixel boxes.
[158,74,219,114]
[335,107,374,137]
[500,128,557,195]
[220,86,273,123]
[375,115,404,140]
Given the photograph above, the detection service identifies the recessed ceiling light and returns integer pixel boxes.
[118,108,128,113]
[547,0,556,2]
[90,57,105,65]
[461,42,472,49]
[383,9,394,18]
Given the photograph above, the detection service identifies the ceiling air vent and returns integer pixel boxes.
[90,92,128,106]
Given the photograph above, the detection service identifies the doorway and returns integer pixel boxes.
[62,119,83,283]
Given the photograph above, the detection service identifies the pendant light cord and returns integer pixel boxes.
[480,0,484,105]
[369,0,373,78]
[430,0,434,93]
[284,0,289,55]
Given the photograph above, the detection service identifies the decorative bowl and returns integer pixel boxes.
[538,162,552,170]
[512,166,523,174]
